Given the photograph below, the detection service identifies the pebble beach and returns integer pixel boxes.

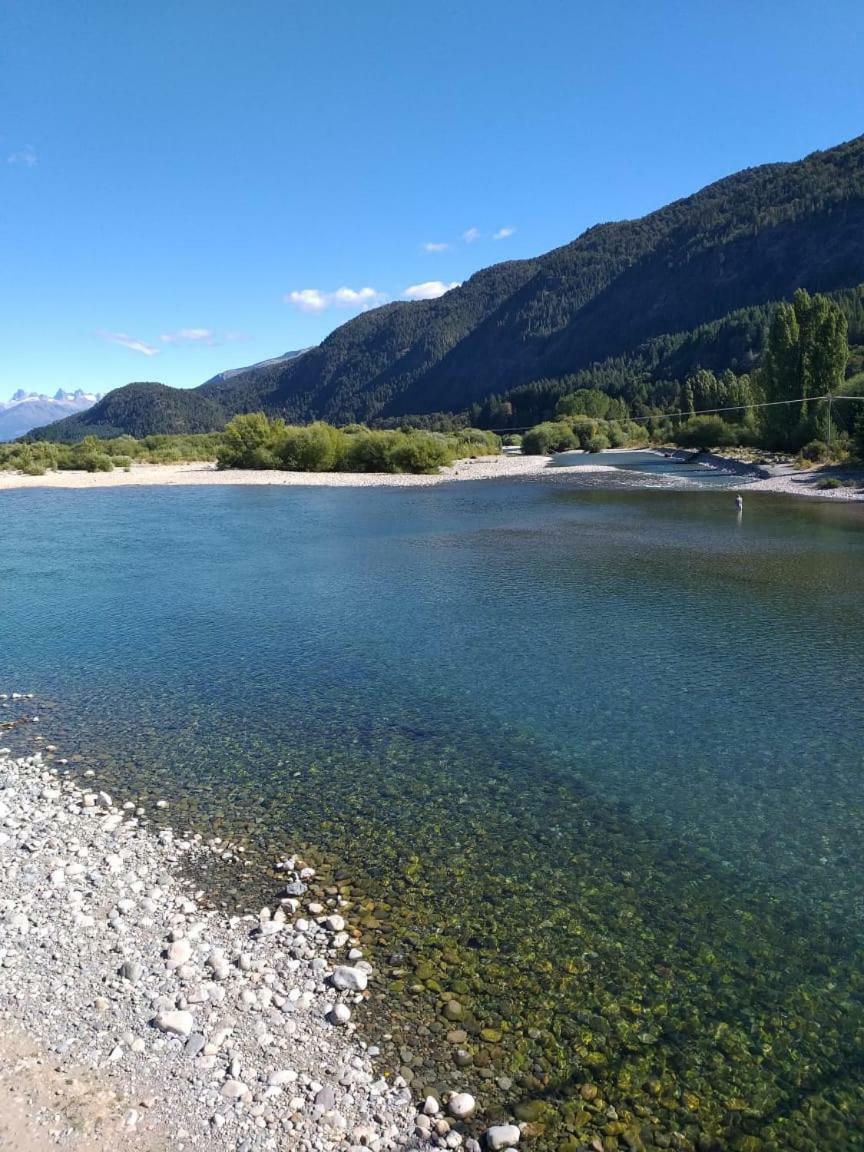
[0,723,517,1152]
[0,456,616,491]
[0,451,861,500]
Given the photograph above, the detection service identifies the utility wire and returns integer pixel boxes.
[487,392,864,434]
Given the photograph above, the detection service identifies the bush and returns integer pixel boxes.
[801,440,830,463]
[502,434,522,447]
[673,416,741,450]
[217,413,280,469]
[387,433,453,473]
[278,423,345,472]
[585,433,611,453]
[817,476,842,489]
[522,421,579,455]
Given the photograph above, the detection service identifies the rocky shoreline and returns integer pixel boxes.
[0,726,518,1152]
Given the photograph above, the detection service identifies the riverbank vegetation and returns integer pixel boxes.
[0,423,500,476]
[216,416,499,472]
[0,433,224,475]
[516,290,864,462]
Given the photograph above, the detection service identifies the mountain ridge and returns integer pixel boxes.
[0,389,102,442]
[29,134,864,442]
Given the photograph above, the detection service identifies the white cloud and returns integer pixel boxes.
[403,280,461,301]
[7,145,37,167]
[97,331,159,356]
[286,289,328,312]
[160,327,215,344]
[462,227,480,243]
[285,286,387,313]
[422,241,450,252]
[162,327,216,343]
[493,226,516,240]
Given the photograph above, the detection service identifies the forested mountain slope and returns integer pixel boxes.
[31,135,864,441]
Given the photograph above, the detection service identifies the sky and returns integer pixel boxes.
[1,1,863,402]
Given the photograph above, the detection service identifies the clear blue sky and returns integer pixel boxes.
[2,0,863,401]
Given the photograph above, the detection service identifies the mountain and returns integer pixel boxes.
[0,389,101,442]
[29,134,864,442]
[201,349,310,386]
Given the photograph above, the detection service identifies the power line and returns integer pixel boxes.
[486,392,864,434]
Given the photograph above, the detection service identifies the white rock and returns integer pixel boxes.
[423,1096,440,1116]
[166,938,192,968]
[448,1093,476,1119]
[330,1003,351,1025]
[153,1010,194,1037]
[331,965,368,992]
[324,914,346,932]
[485,1126,521,1150]
[267,1069,298,1086]
[221,1079,249,1099]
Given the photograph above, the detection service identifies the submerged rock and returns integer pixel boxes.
[448,1092,476,1119]
[485,1125,520,1150]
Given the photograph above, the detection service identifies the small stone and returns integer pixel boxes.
[184,1033,206,1057]
[423,1096,440,1115]
[330,1003,351,1025]
[120,960,144,983]
[166,938,191,968]
[485,1126,521,1150]
[315,1084,337,1111]
[448,1093,476,1119]
[221,1080,248,1100]
[331,965,368,992]
[153,1010,194,1037]
[324,913,346,932]
[267,1069,298,1086]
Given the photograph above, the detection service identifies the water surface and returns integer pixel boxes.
[2,480,863,1151]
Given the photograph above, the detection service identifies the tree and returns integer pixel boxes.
[760,302,802,446]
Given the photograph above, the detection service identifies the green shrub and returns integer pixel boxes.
[673,416,741,450]
[522,421,579,454]
[217,413,279,469]
[278,423,345,472]
[387,433,453,473]
[585,433,611,453]
[817,476,842,489]
[801,440,830,463]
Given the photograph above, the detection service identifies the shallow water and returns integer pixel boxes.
[553,449,749,487]
[2,480,864,1150]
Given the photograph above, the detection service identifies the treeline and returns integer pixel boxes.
[472,285,864,434]
[216,415,499,473]
[502,290,864,458]
[519,389,649,454]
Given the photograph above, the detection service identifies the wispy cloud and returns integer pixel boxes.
[403,281,461,301]
[462,227,480,243]
[285,286,388,313]
[493,226,516,240]
[7,145,37,167]
[422,241,450,253]
[97,331,159,356]
[160,327,216,345]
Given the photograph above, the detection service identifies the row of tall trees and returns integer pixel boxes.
[760,289,849,447]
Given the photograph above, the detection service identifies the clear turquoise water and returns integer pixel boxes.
[2,480,864,1150]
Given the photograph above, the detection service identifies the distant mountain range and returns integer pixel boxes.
[0,389,101,442]
[27,134,864,442]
